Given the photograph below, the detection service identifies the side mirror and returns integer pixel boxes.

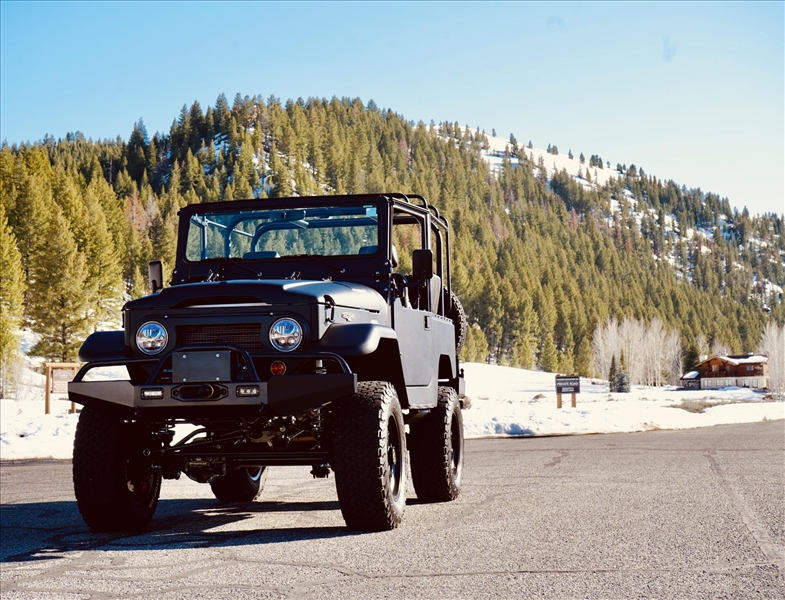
[148,260,163,293]
[412,249,433,282]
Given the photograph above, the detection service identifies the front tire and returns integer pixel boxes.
[72,407,161,532]
[210,466,268,502]
[331,381,407,531]
[409,386,464,502]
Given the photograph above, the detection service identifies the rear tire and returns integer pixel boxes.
[445,289,467,355]
[210,467,268,502]
[409,386,464,502]
[72,407,161,532]
[331,381,407,531]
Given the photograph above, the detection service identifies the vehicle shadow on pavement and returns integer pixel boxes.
[1,498,357,563]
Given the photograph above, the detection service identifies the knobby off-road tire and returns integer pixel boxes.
[331,381,407,531]
[210,466,268,502]
[72,406,161,532]
[409,386,464,502]
[445,288,467,355]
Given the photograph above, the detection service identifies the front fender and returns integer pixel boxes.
[78,331,129,363]
[316,323,397,355]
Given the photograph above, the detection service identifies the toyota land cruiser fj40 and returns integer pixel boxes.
[69,193,468,532]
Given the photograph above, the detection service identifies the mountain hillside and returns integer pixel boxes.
[1,94,782,393]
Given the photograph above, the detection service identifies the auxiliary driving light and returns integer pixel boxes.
[237,386,260,397]
[270,361,286,376]
[141,388,164,399]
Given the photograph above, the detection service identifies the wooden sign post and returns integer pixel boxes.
[44,363,80,415]
[555,375,580,409]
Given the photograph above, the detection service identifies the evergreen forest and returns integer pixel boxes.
[1,94,783,389]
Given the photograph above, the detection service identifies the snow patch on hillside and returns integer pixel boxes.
[467,128,784,309]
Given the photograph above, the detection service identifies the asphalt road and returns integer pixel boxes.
[1,421,783,599]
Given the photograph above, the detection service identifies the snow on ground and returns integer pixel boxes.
[1,362,782,461]
[462,363,783,438]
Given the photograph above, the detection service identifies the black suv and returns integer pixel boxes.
[69,193,468,532]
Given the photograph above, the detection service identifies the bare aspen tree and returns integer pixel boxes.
[591,316,683,386]
[619,318,643,384]
[711,339,732,358]
[696,333,709,362]
[664,329,683,384]
[757,322,785,400]
[644,318,667,386]
[591,317,619,379]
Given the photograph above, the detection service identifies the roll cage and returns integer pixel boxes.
[171,193,454,317]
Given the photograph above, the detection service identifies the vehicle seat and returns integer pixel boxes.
[430,274,442,313]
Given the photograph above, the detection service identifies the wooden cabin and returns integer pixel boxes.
[681,354,769,390]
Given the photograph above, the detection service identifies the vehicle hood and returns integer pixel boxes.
[124,279,386,313]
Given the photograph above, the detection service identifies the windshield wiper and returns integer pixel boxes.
[201,258,263,280]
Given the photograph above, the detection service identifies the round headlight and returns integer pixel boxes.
[269,318,303,352]
[136,321,168,355]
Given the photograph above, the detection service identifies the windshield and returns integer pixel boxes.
[185,204,379,262]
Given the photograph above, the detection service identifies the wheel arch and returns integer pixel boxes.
[346,337,409,408]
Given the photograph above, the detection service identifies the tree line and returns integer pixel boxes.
[1,94,782,396]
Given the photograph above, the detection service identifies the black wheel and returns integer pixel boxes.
[331,381,407,531]
[445,288,467,355]
[72,406,161,532]
[210,466,268,502]
[409,386,464,502]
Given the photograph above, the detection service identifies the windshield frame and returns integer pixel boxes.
[174,195,394,284]
[184,203,380,263]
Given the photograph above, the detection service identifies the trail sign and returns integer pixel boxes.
[44,363,80,414]
[555,376,580,394]
[555,375,580,409]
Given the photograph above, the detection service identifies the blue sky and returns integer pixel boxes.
[1,1,782,215]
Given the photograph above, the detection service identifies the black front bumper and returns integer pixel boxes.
[69,349,357,420]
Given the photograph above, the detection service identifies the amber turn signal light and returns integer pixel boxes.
[270,361,286,376]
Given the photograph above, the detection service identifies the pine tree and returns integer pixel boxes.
[576,336,592,376]
[540,336,560,373]
[608,354,618,391]
[613,349,630,392]
[126,119,149,183]
[0,203,25,397]
[615,368,631,392]
[28,210,91,362]
[269,142,292,197]
[82,190,123,328]
[7,172,54,310]
[462,324,490,363]
[579,152,585,164]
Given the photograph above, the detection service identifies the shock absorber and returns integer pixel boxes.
[309,406,331,479]
[312,406,325,441]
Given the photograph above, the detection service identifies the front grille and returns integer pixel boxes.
[177,323,263,353]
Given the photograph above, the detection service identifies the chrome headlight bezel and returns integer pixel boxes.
[136,321,169,355]
[269,317,303,352]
